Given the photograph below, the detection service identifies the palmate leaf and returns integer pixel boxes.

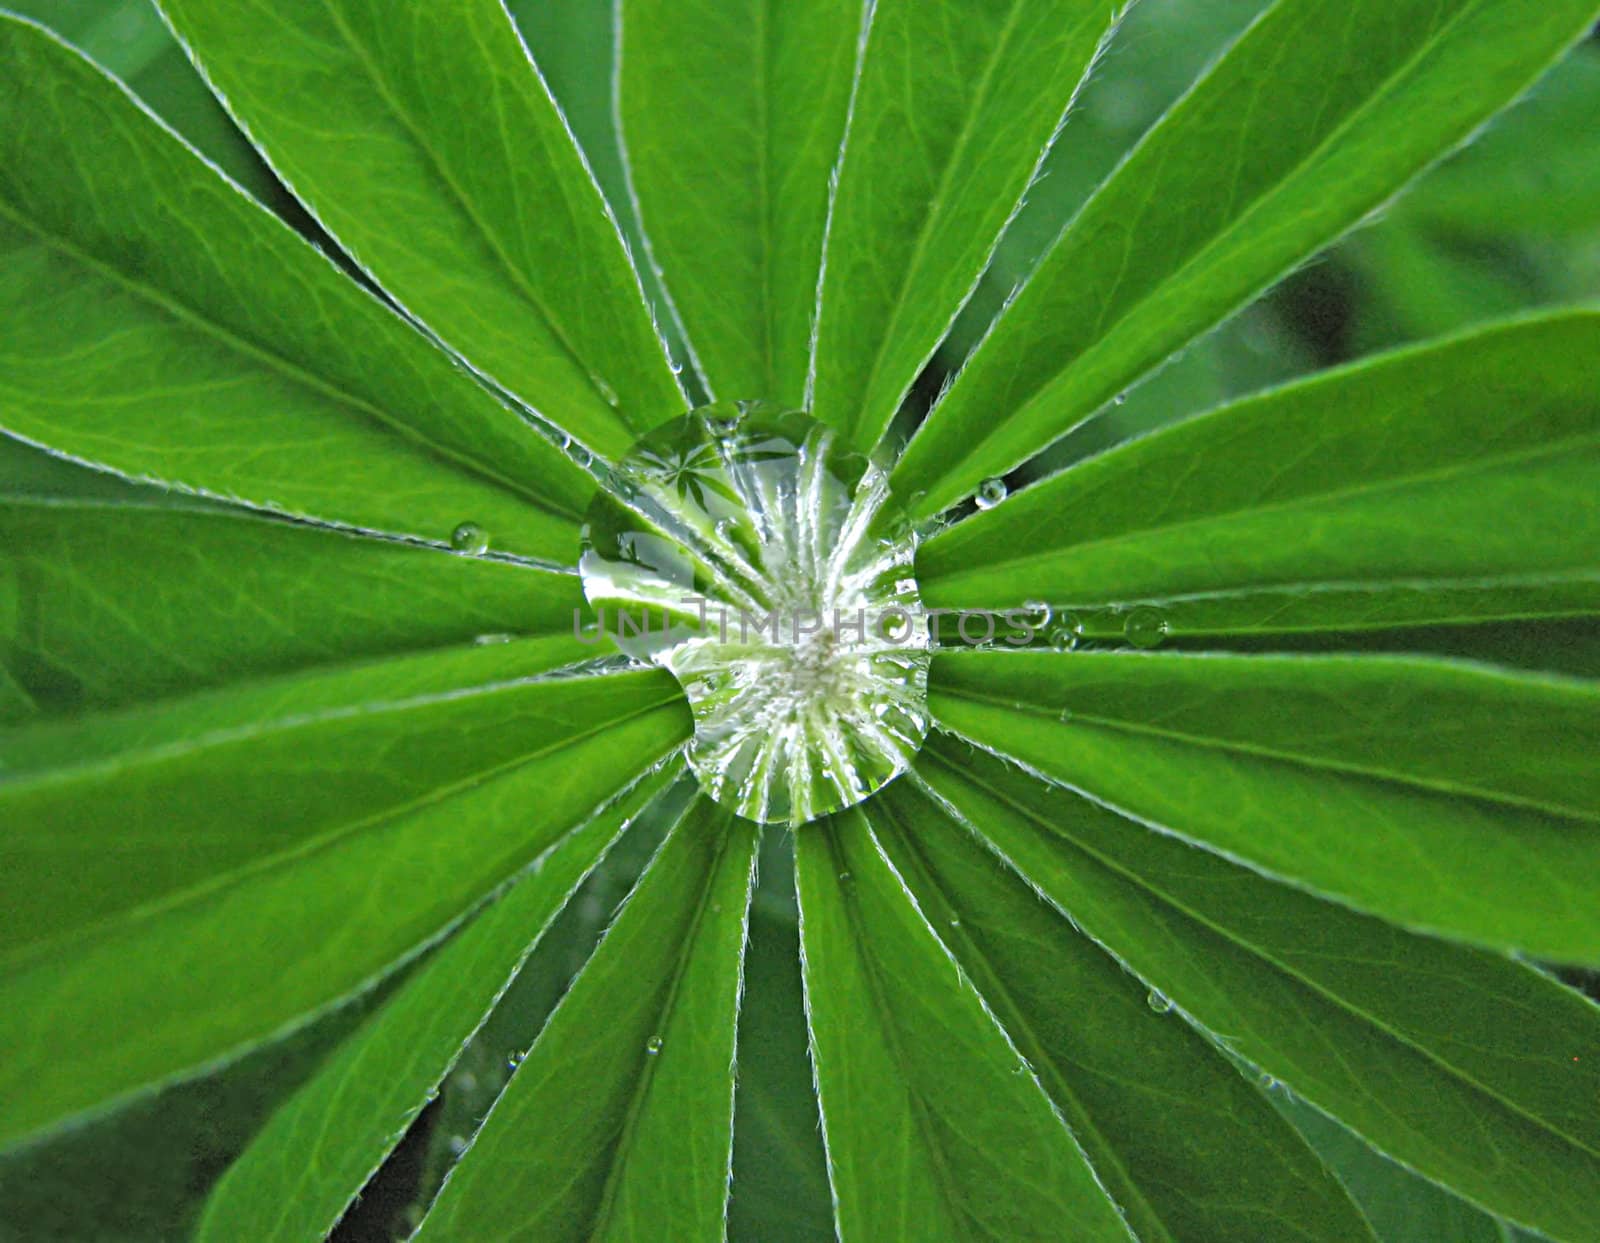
[194,767,679,1243]
[414,796,758,1242]
[0,645,690,1151]
[808,0,1124,451]
[3,0,1598,1238]
[929,650,1600,961]
[796,807,1137,1241]
[0,17,590,562]
[870,778,1374,1243]
[156,0,684,455]
[916,740,1600,1242]
[617,0,860,406]
[894,0,1600,516]
[0,499,589,721]
[918,310,1600,638]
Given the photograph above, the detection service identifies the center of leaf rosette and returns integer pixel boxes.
[579,402,931,825]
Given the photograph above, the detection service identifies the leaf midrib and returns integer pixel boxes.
[931,669,1595,824]
[832,0,1097,451]
[317,0,638,440]
[0,199,580,524]
[926,425,1600,585]
[923,744,1600,1165]
[582,816,744,1242]
[819,816,980,1238]
[3,659,662,793]
[870,794,1175,1243]
[913,0,1492,497]
[1,693,685,975]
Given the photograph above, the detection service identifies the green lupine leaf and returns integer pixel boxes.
[917,739,1600,1242]
[618,0,860,405]
[809,0,1122,451]
[796,808,1136,1242]
[157,0,684,455]
[727,901,834,1243]
[1279,1101,1541,1243]
[895,0,1600,516]
[0,652,689,1152]
[0,499,589,720]
[919,311,1600,637]
[415,798,757,1242]
[194,767,678,1243]
[0,969,393,1241]
[870,779,1375,1243]
[929,650,1600,960]
[3,0,281,201]
[0,16,589,561]
[1,638,622,949]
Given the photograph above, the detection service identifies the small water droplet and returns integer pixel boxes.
[1049,627,1078,653]
[975,478,1008,510]
[451,522,489,554]
[507,1050,524,1070]
[1147,989,1173,1014]
[571,445,594,469]
[1258,1071,1278,1091]
[711,901,723,914]
[595,377,621,407]
[1058,706,1073,723]
[837,870,852,884]
[1022,599,1052,629]
[1123,606,1169,650]
[474,633,515,646]
[703,406,746,437]
[645,1035,664,1056]
[1113,391,1129,406]
[448,1134,469,1155]
[948,916,962,929]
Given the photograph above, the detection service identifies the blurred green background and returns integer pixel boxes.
[1,2,1595,1239]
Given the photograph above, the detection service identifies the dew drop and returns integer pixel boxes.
[1113,392,1129,406]
[1058,706,1073,723]
[451,522,489,554]
[1049,627,1078,653]
[580,404,930,826]
[448,1134,469,1156]
[645,1035,664,1056]
[975,478,1008,510]
[1022,599,1052,630]
[1123,606,1169,650]
[473,633,516,646]
[507,1050,524,1070]
[594,377,621,408]
[1257,1071,1278,1091]
[837,870,852,884]
[1146,989,1173,1014]
[948,916,962,929]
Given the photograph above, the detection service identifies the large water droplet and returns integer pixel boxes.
[451,522,489,554]
[580,402,931,826]
[975,478,1008,510]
